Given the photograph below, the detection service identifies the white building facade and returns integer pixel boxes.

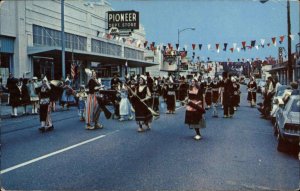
[0,0,158,85]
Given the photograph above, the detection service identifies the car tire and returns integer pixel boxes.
[277,134,287,152]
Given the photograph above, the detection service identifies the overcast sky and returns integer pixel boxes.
[108,0,299,62]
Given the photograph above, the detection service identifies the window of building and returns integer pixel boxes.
[124,47,144,60]
[91,39,122,57]
[32,25,87,51]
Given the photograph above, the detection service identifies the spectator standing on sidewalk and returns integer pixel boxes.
[27,77,39,114]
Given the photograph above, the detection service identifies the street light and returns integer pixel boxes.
[177,27,196,45]
[177,27,195,78]
[260,0,292,84]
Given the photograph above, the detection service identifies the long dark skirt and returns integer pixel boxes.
[232,95,240,107]
[40,104,50,121]
[205,92,212,106]
[134,98,153,122]
[185,111,205,128]
[212,91,219,103]
[247,92,256,102]
[166,95,176,110]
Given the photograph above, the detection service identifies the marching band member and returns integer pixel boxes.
[37,78,53,132]
[247,76,257,107]
[166,78,176,114]
[232,77,240,111]
[223,72,234,118]
[185,78,206,140]
[76,85,88,121]
[132,75,153,132]
[111,73,122,119]
[211,77,220,117]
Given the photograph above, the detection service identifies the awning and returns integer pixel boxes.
[27,46,158,67]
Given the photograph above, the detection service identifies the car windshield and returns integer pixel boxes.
[290,99,300,112]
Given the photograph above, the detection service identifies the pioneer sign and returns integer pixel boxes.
[107,11,139,30]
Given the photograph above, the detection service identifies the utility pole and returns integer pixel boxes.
[287,0,293,83]
[61,0,65,80]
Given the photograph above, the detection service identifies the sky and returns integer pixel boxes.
[108,0,299,62]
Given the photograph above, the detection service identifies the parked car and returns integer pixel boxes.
[275,95,300,152]
[270,85,292,124]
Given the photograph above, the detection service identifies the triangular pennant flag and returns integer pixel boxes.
[207,44,211,50]
[255,45,259,50]
[260,39,265,46]
[251,40,256,47]
[289,34,295,41]
[192,44,196,50]
[168,43,171,49]
[163,45,167,51]
[280,36,285,43]
[184,45,188,51]
[199,44,202,50]
[233,43,237,50]
[267,43,271,47]
[242,41,246,48]
[230,48,234,53]
[176,44,179,50]
[223,43,228,51]
[193,52,195,56]
[271,37,276,45]
[237,47,240,52]
[216,44,220,50]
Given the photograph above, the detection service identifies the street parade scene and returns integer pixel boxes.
[0,0,300,190]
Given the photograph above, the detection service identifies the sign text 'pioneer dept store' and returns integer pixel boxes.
[107,11,139,30]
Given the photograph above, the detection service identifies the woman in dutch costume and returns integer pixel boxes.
[185,78,206,140]
[232,77,240,111]
[204,77,212,109]
[61,79,76,110]
[211,77,220,117]
[85,71,103,130]
[27,77,39,114]
[132,76,153,132]
[166,78,176,114]
[247,76,257,107]
[119,83,134,121]
[37,78,54,132]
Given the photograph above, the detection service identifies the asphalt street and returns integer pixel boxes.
[1,85,299,190]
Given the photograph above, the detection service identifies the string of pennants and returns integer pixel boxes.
[100,31,298,53]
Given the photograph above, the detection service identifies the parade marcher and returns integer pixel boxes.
[119,83,134,121]
[111,73,122,119]
[151,79,161,113]
[178,76,188,104]
[232,77,240,111]
[85,71,103,129]
[27,77,40,114]
[204,77,212,109]
[21,78,31,115]
[146,72,154,93]
[166,78,176,114]
[211,77,220,117]
[185,78,206,140]
[131,75,153,132]
[37,78,54,132]
[9,78,23,117]
[219,76,225,108]
[247,76,257,107]
[259,76,275,118]
[76,85,88,121]
[61,79,76,110]
[223,72,234,118]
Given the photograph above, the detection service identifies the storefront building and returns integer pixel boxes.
[0,0,158,86]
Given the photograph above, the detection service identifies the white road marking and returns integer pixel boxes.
[1,130,119,174]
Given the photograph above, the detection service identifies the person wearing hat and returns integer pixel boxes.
[185,78,206,140]
[211,77,220,117]
[151,79,161,113]
[60,79,76,110]
[204,77,212,109]
[222,72,234,118]
[131,75,153,132]
[247,76,257,107]
[166,78,176,114]
[37,78,54,132]
[231,76,240,111]
[76,85,88,121]
[27,77,39,114]
[9,78,23,117]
